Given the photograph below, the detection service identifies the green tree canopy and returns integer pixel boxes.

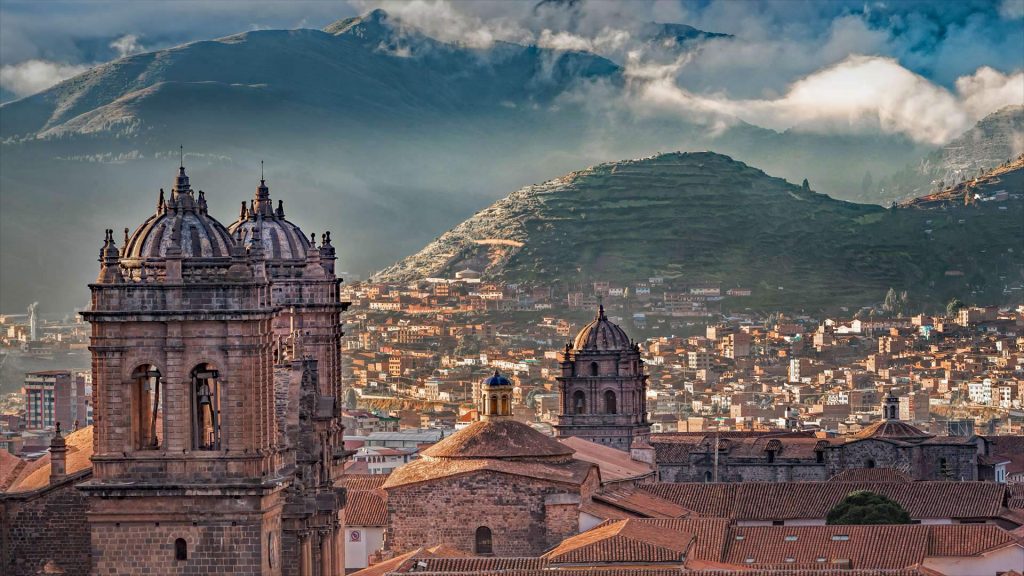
[826,490,912,525]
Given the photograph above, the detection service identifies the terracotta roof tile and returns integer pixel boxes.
[337,473,391,491]
[721,524,1021,570]
[7,426,94,493]
[382,457,594,490]
[346,490,387,527]
[828,469,913,482]
[0,450,26,491]
[591,486,693,519]
[420,420,573,461]
[853,420,932,441]
[925,524,1019,556]
[559,436,655,482]
[641,481,1005,521]
[543,519,693,564]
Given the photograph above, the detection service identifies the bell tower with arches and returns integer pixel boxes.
[80,162,348,575]
[554,305,650,451]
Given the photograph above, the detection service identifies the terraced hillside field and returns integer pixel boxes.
[378,152,1023,310]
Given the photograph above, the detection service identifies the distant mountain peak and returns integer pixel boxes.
[323,8,392,37]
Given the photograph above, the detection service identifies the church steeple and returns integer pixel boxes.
[555,307,650,450]
[883,389,900,420]
[252,161,275,218]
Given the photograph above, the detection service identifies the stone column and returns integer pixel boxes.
[299,533,312,576]
[333,524,344,575]
[319,530,332,576]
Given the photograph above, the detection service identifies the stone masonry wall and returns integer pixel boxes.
[1,477,91,576]
[386,471,583,556]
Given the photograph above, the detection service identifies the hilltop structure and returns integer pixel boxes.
[0,163,350,576]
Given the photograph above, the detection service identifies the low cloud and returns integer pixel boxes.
[1000,0,1024,19]
[625,55,1023,145]
[0,59,89,98]
[109,34,144,58]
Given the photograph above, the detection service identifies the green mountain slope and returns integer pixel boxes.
[378,152,1024,310]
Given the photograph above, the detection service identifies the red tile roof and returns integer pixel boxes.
[6,426,94,493]
[337,473,391,492]
[559,436,656,483]
[641,481,1006,521]
[827,469,913,483]
[591,486,693,519]
[346,490,387,527]
[420,419,573,461]
[543,519,693,564]
[853,420,932,442]
[382,456,594,490]
[722,524,1020,569]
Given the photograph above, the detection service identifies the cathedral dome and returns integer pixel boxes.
[123,166,233,260]
[572,305,632,351]
[853,419,933,442]
[420,419,574,462]
[227,179,311,261]
[482,370,512,388]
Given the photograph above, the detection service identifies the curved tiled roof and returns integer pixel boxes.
[336,473,390,492]
[853,419,932,442]
[543,518,693,564]
[381,456,594,490]
[572,305,632,352]
[419,419,573,461]
[640,481,1006,521]
[828,468,913,482]
[346,490,388,527]
[6,426,94,493]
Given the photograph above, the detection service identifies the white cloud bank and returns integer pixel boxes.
[631,56,1024,145]
[0,59,89,98]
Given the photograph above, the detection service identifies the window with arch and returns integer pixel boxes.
[573,391,586,414]
[475,526,493,554]
[888,405,897,419]
[191,364,221,450]
[604,390,617,414]
[489,394,498,415]
[500,394,509,415]
[704,470,713,482]
[174,538,188,561]
[866,459,876,468]
[590,362,599,376]
[130,364,162,450]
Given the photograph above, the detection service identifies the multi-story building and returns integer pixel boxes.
[21,370,89,430]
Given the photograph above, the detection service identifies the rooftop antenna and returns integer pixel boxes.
[261,160,264,181]
[179,145,183,168]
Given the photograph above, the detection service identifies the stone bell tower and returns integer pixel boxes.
[81,163,287,575]
[554,305,650,451]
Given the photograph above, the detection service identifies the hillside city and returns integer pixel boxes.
[1,2,1023,576]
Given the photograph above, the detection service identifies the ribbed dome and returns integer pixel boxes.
[573,305,632,351]
[420,420,574,461]
[854,419,933,441]
[482,370,512,388]
[123,166,233,260]
[227,179,311,261]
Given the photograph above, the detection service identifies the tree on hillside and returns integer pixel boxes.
[826,490,911,525]
[802,178,811,192]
